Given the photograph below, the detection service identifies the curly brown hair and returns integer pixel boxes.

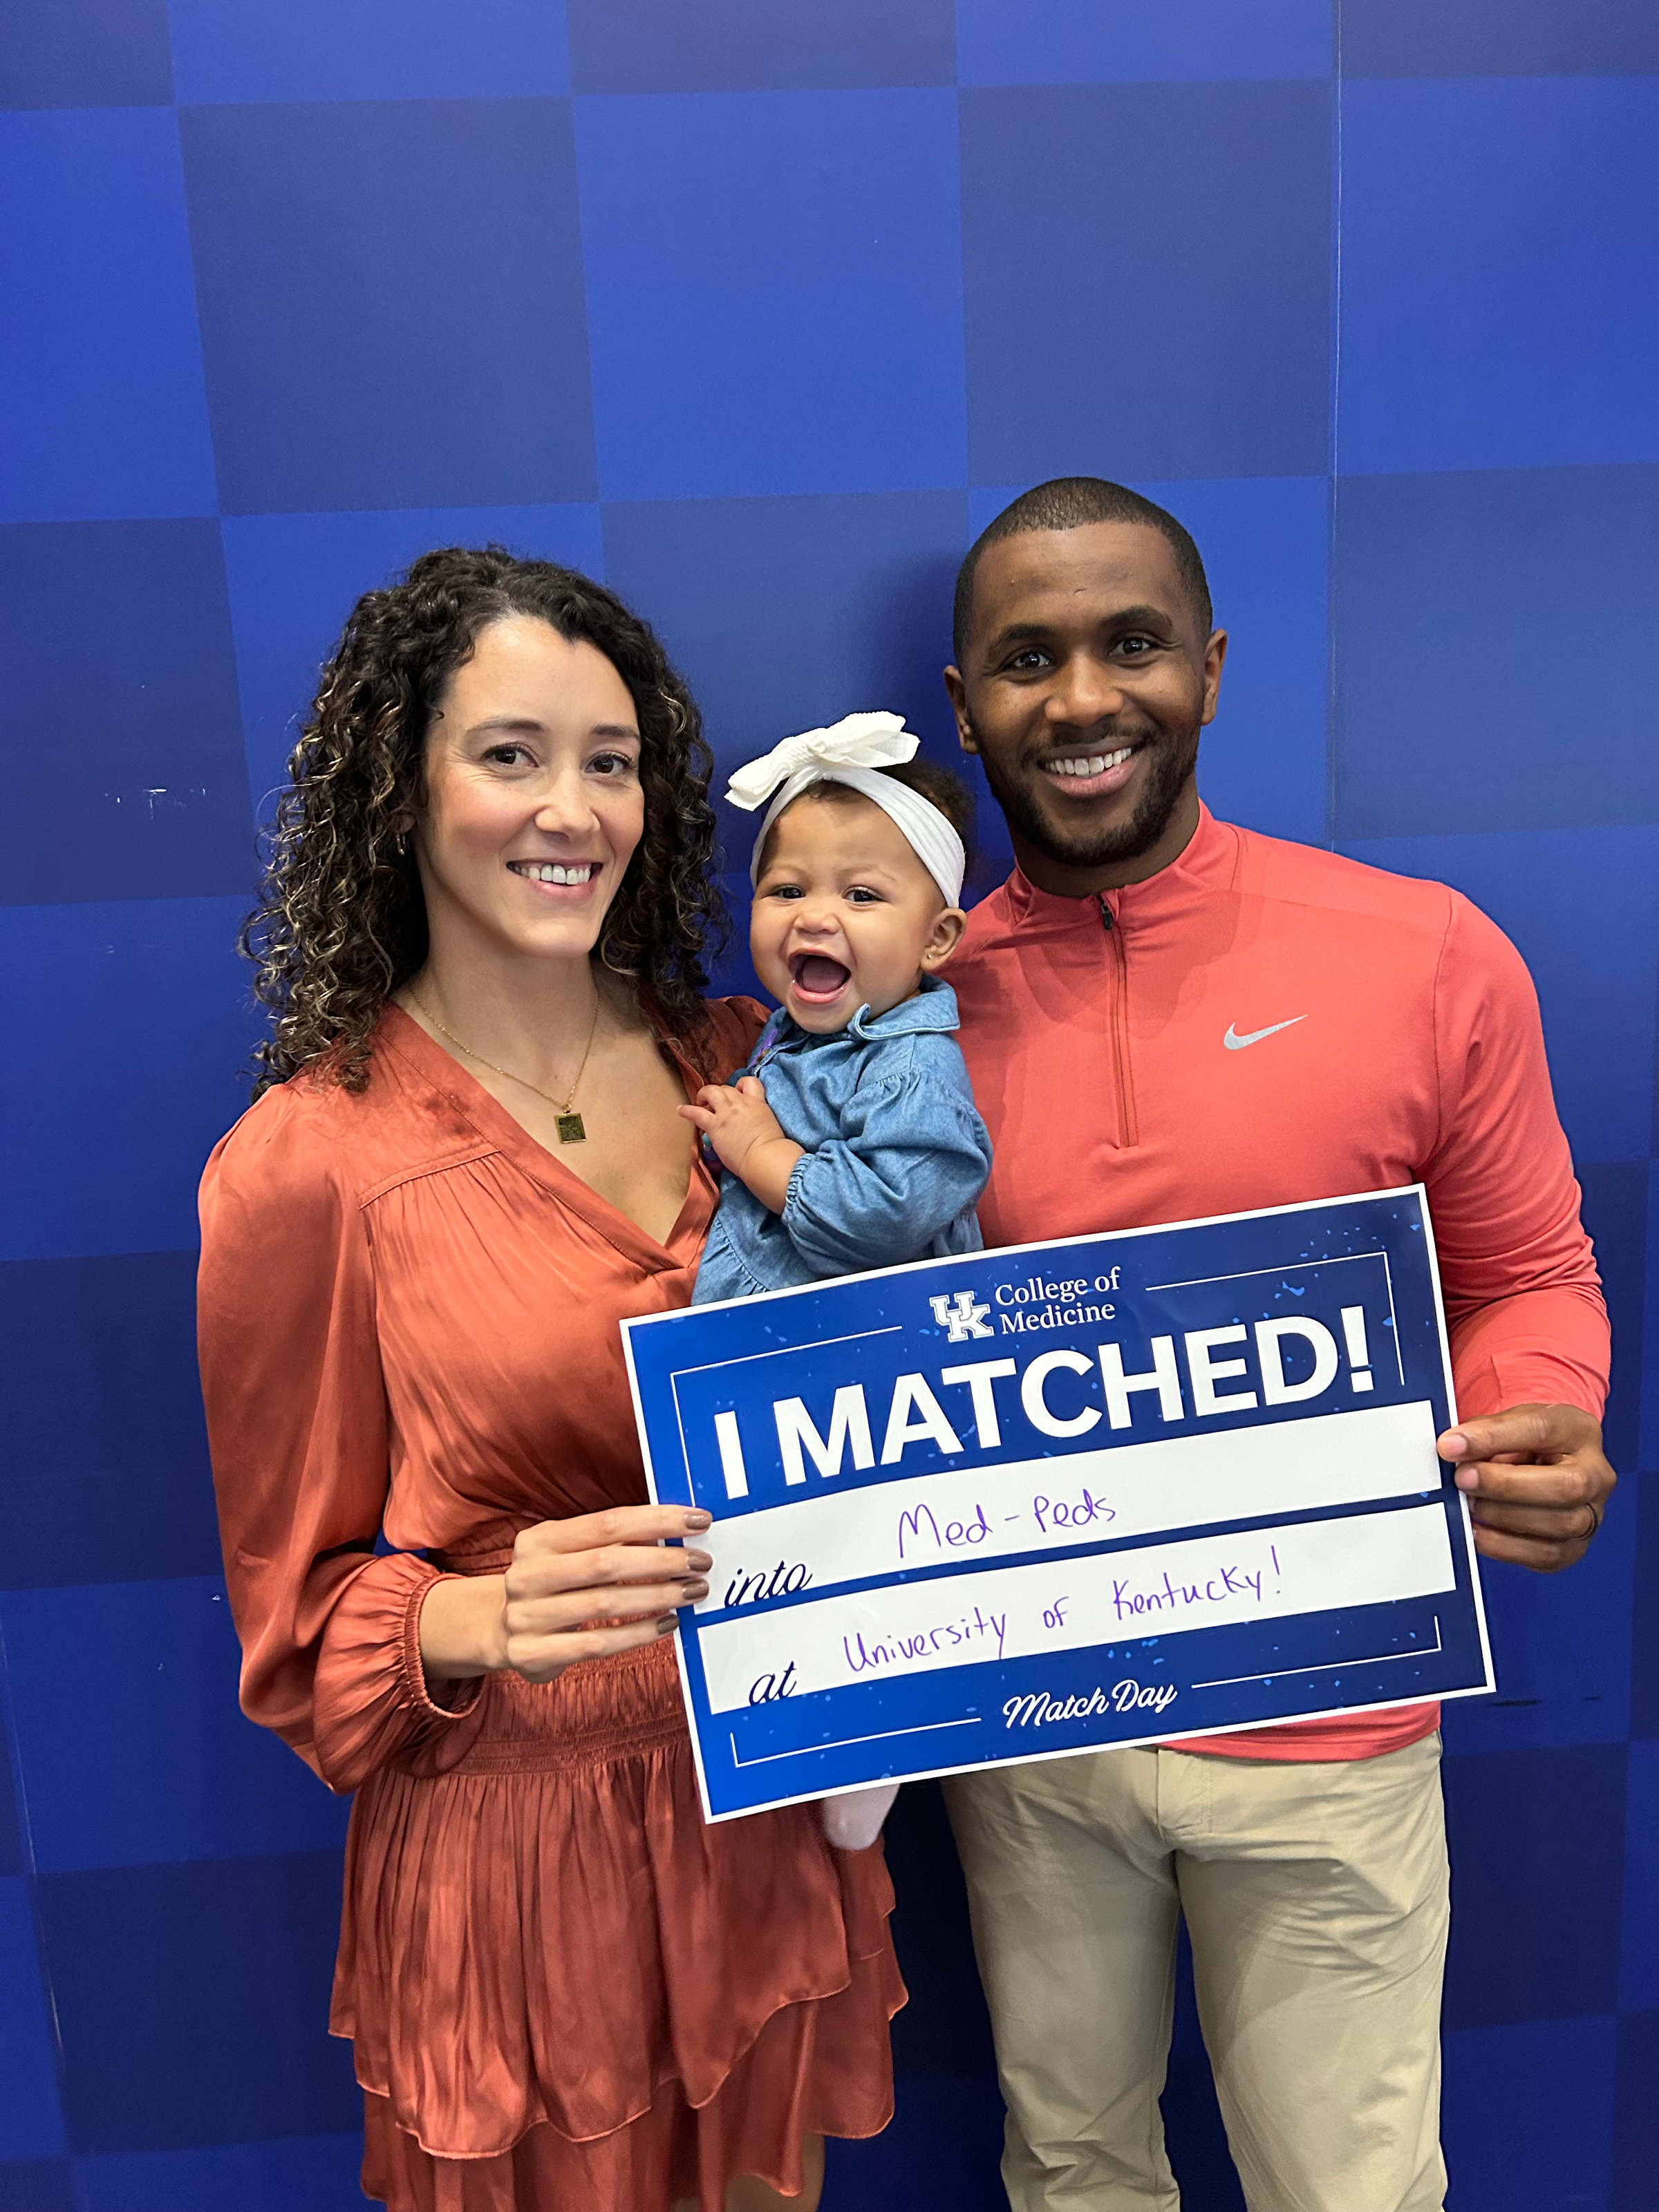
[243,547,723,1094]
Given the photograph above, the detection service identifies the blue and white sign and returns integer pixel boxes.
[621,1186,1493,1822]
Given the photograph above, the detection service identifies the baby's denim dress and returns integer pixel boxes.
[692,977,993,1304]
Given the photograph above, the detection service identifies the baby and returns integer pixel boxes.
[682,712,993,1852]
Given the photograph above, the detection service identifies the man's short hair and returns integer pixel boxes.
[952,477,1213,664]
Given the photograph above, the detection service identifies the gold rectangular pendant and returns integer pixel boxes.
[555,1112,587,1145]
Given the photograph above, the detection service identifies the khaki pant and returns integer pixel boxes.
[943,1734,1449,2212]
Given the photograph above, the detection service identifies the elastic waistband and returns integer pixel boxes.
[444,1633,689,1777]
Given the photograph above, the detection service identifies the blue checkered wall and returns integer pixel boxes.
[2,3,1655,2206]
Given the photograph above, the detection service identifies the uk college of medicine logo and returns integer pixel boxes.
[928,1289,995,1343]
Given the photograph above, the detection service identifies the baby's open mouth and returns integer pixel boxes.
[788,951,852,1002]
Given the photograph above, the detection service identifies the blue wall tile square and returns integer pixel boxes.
[1335,830,1658,1166]
[1339,79,1659,476]
[1160,2056,1244,2210]
[0,113,216,524]
[1434,1159,1641,1763]
[568,0,953,91]
[169,0,569,103]
[825,2074,1006,2211]
[961,82,1330,486]
[703,872,765,1008]
[1342,0,1659,79]
[0,0,171,109]
[1332,467,1659,838]
[1438,1454,1631,1754]
[601,488,1013,932]
[0,1252,221,1591]
[39,1853,359,2155]
[957,0,1329,86]
[881,1783,997,2077]
[0,524,252,905]
[0,1690,24,1877]
[221,506,605,824]
[1631,1473,1659,1740]
[181,100,596,514]
[0,2165,77,2212]
[1159,1927,1245,2205]
[0,898,257,1262]
[964,486,1022,541]
[1619,1741,1659,2010]
[1442,2014,1616,2212]
[77,2134,366,2212]
[577,91,968,500]
[1611,2012,1659,2212]
[1644,1165,1659,1474]
[3,1580,348,1874]
[0,1881,65,2159]
[1577,1162,1649,1481]
[602,489,971,780]
[1152,476,1329,848]
[1443,1745,1626,2029]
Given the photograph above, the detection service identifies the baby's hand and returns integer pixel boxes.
[679,1077,804,1215]
[680,1076,783,1170]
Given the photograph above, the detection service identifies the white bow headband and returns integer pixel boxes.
[724,711,966,908]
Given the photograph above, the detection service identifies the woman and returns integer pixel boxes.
[197,548,903,2211]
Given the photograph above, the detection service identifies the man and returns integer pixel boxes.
[940,477,1613,2212]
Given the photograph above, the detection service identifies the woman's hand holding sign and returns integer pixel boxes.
[420,1506,714,1687]
[1440,1403,1615,1571]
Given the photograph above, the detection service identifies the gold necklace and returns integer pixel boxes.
[416,991,602,1144]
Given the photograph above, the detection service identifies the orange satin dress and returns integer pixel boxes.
[196,1002,903,2211]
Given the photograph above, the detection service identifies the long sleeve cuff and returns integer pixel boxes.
[312,1553,488,1792]
[1449,1284,1611,1427]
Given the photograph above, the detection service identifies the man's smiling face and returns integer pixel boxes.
[945,520,1226,895]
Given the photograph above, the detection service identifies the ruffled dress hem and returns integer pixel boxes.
[346,1926,903,2160]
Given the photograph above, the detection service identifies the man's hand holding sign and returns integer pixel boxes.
[1442,1405,1614,1570]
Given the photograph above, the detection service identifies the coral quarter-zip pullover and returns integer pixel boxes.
[951,805,1609,1761]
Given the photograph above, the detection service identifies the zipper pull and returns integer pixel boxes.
[1098,895,1114,932]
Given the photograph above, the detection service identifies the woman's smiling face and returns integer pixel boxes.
[416,615,645,969]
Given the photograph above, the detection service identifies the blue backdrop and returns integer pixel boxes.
[1,4,1654,2208]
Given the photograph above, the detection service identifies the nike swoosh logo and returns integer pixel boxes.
[1224,1016,1308,1051]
